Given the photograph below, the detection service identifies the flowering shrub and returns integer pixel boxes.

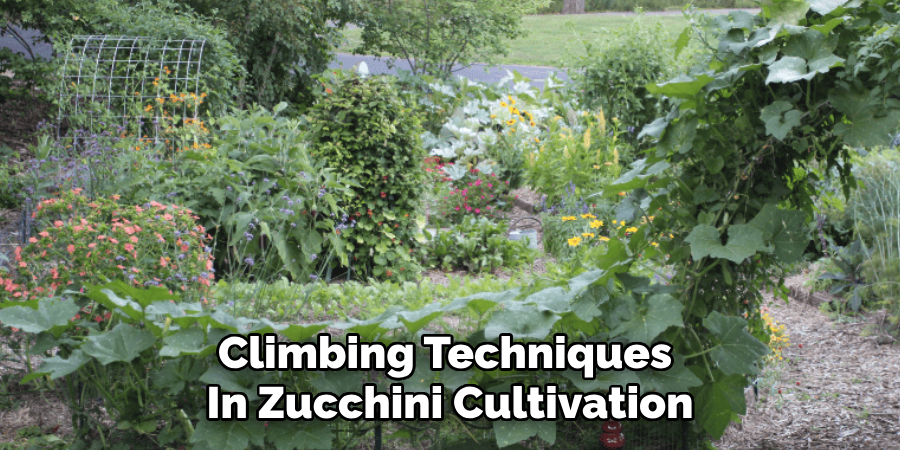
[2,189,213,302]
[434,168,516,224]
[306,74,427,280]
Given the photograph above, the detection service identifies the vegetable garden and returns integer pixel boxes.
[1,0,899,449]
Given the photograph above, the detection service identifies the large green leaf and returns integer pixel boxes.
[24,349,91,382]
[200,365,265,400]
[443,289,520,316]
[766,56,816,83]
[760,101,803,140]
[703,311,770,375]
[484,309,560,340]
[191,414,265,450]
[159,328,206,358]
[635,355,703,393]
[694,374,748,439]
[685,224,765,264]
[830,86,900,148]
[266,420,332,450]
[645,74,715,99]
[395,302,443,334]
[82,323,156,365]
[808,0,849,15]
[748,204,809,263]
[609,294,684,343]
[0,298,78,333]
[765,0,809,26]
[493,419,556,448]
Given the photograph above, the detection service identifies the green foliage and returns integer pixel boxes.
[0,0,115,100]
[424,217,536,272]
[0,159,24,209]
[355,0,549,77]
[570,17,676,138]
[524,111,630,205]
[172,0,359,108]
[108,104,351,284]
[587,1,900,443]
[305,74,427,280]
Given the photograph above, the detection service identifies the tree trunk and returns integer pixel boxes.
[562,0,585,14]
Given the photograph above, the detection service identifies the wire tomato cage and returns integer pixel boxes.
[57,35,207,150]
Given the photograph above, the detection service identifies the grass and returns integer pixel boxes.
[338,13,699,67]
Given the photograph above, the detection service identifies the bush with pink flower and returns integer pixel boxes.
[434,168,516,224]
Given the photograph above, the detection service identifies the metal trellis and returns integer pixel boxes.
[57,35,207,149]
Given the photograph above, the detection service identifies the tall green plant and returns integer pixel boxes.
[305,73,428,280]
[588,1,900,442]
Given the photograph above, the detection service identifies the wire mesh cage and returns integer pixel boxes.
[57,35,207,149]
[617,419,689,450]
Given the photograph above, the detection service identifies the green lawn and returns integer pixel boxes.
[337,13,695,67]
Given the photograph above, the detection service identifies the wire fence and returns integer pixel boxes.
[57,35,206,149]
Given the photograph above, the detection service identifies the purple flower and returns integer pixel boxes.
[310,254,317,260]
[244,257,254,266]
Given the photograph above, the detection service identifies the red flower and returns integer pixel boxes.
[380,192,387,198]
[386,270,393,277]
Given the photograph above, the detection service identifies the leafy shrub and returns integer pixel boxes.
[172,0,358,108]
[306,74,428,280]
[110,104,351,284]
[0,159,24,209]
[525,111,630,205]
[356,0,548,77]
[570,18,675,137]
[434,168,516,225]
[425,216,535,272]
[2,189,213,302]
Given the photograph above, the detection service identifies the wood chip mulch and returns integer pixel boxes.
[715,275,900,450]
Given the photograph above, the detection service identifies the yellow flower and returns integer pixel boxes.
[589,220,602,228]
[599,236,610,242]
[534,137,540,143]
[604,161,613,166]
[582,233,595,238]
[491,114,497,119]
[651,242,659,247]
[669,233,674,239]
[500,102,508,107]
[594,165,601,169]
[506,119,517,126]
[567,237,582,247]
[581,213,596,219]
[625,227,638,233]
